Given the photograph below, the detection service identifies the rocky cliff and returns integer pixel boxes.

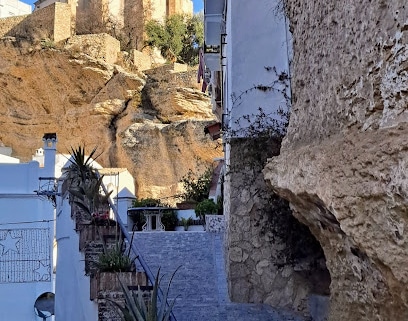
[0,38,221,199]
[264,1,408,320]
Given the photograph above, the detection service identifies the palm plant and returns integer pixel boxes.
[65,146,113,221]
[65,146,101,188]
[111,267,180,321]
[69,175,112,218]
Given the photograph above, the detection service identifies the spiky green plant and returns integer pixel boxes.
[96,243,134,272]
[65,146,101,188]
[180,217,193,231]
[110,267,180,321]
[69,175,112,218]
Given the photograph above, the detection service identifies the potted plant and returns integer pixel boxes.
[69,175,113,224]
[65,145,113,226]
[96,243,134,273]
[90,240,141,300]
[180,217,193,231]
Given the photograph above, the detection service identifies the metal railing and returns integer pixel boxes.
[98,175,177,321]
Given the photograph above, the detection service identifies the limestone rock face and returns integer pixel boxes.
[0,40,221,199]
[264,1,408,320]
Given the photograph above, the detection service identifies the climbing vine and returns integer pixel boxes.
[225,68,324,267]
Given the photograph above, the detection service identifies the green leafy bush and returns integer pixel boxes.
[180,167,212,203]
[161,211,178,231]
[194,199,218,219]
[145,13,203,65]
[132,198,163,207]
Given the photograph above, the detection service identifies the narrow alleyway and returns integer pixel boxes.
[132,232,304,321]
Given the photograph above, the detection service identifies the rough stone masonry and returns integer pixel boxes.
[264,1,408,320]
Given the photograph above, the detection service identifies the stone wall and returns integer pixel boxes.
[225,137,329,317]
[66,33,120,64]
[54,2,73,42]
[0,3,71,42]
[0,15,27,39]
[264,1,408,320]
[167,0,193,16]
[123,0,149,50]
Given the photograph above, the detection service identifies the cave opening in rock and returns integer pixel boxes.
[263,193,331,297]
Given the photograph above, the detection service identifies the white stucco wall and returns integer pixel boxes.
[0,0,32,17]
[0,162,54,321]
[0,153,19,163]
[54,191,98,321]
[224,0,291,136]
[54,168,135,321]
[0,162,40,193]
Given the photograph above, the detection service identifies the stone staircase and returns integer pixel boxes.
[132,231,305,321]
[75,222,148,321]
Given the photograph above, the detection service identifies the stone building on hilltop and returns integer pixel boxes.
[33,0,193,50]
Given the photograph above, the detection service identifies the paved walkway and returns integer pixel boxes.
[132,231,304,321]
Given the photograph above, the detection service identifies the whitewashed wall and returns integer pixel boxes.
[0,0,32,17]
[224,0,291,135]
[54,190,98,321]
[0,161,54,321]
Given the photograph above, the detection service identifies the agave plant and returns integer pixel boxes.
[111,267,180,321]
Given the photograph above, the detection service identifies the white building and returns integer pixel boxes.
[0,0,32,17]
[54,157,136,321]
[203,0,291,134]
[203,0,300,310]
[0,134,56,320]
[0,133,137,320]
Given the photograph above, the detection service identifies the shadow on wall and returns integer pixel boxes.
[263,192,331,291]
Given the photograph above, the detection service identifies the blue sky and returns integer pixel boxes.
[193,0,203,13]
[22,0,204,13]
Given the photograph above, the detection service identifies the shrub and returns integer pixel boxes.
[180,167,212,203]
[180,217,193,231]
[145,13,203,65]
[194,199,218,219]
[132,198,163,207]
[161,211,178,231]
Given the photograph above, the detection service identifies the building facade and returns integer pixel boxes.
[0,0,32,17]
[0,134,56,320]
[54,160,136,320]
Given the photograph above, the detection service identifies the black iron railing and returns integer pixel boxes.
[97,174,177,321]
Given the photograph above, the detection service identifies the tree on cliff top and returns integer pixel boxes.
[145,13,204,65]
